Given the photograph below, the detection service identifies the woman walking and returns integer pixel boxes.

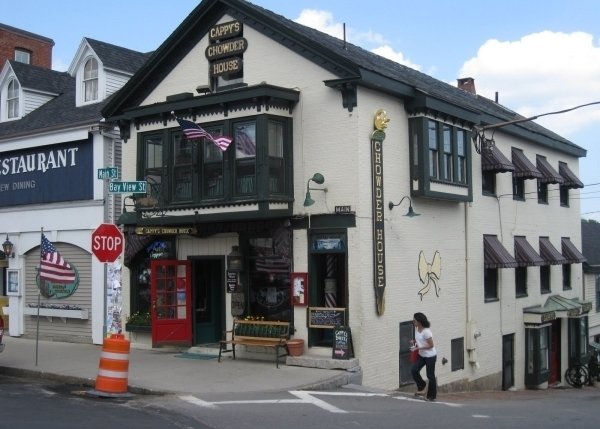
[410,312,437,401]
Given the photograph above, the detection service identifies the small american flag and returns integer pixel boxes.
[176,117,232,152]
[40,234,75,284]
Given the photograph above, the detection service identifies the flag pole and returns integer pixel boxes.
[36,228,43,366]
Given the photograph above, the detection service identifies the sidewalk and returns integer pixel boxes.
[0,336,358,395]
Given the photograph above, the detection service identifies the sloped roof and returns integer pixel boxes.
[101,0,585,157]
[582,220,600,271]
[9,60,72,94]
[86,38,151,74]
[0,41,147,140]
[0,22,54,45]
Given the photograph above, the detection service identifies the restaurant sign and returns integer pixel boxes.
[206,20,246,78]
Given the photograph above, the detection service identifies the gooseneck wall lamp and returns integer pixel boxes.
[2,235,15,258]
[388,196,420,217]
[303,173,327,207]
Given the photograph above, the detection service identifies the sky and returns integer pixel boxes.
[4,0,600,219]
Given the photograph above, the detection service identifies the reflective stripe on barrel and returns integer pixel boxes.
[95,333,131,394]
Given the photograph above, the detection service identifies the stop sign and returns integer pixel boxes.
[92,223,124,263]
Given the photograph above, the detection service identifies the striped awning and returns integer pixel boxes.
[561,237,586,264]
[558,162,584,189]
[484,235,518,269]
[482,145,515,173]
[536,155,564,184]
[539,237,568,265]
[514,236,545,267]
[512,148,542,179]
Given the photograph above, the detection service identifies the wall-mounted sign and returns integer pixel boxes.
[335,206,352,214]
[226,271,238,293]
[97,167,119,180]
[135,226,197,235]
[209,20,242,42]
[108,181,147,193]
[210,57,243,77]
[205,37,247,61]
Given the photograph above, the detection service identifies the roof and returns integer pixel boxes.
[86,38,151,74]
[0,22,54,45]
[0,41,147,140]
[581,220,600,272]
[100,0,586,158]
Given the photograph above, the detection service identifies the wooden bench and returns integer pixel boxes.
[218,319,290,368]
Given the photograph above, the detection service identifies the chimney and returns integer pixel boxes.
[457,77,476,95]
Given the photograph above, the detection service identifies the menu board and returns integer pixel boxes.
[308,307,346,328]
[332,326,353,359]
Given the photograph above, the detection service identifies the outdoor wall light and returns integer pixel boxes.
[303,173,327,207]
[388,196,420,217]
[2,235,14,258]
[227,245,244,272]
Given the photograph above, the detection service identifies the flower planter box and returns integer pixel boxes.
[125,323,151,332]
[24,307,88,322]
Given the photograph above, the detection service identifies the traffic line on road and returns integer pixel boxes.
[290,391,347,413]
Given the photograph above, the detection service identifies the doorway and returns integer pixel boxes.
[502,333,514,390]
[549,319,561,385]
[192,258,224,345]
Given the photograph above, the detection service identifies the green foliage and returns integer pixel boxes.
[126,311,150,325]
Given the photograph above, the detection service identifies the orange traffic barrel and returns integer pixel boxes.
[94,333,130,394]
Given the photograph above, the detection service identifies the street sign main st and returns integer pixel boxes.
[97,167,119,180]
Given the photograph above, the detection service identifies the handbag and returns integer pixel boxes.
[410,348,419,363]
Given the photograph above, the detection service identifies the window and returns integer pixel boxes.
[559,185,569,207]
[428,120,438,178]
[540,265,551,294]
[484,267,498,301]
[537,181,548,204]
[525,326,550,387]
[138,116,290,209]
[7,79,20,119]
[568,317,589,365]
[482,170,496,195]
[457,130,467,183]
[562,264,571,290]
[513,176,525,200]
[515,267,527,297]
[451,337,464,371]
[83,58,98,102]
[442,125,453,180]
[14,49,31,64]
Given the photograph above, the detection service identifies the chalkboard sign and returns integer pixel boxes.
[226,271,237,293]
[332,326,353,359]
[308,307,346,328]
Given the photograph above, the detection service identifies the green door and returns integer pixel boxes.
[193,258,224,345]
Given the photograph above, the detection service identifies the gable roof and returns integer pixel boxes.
[0,41,147,140]
[102,0,585,157]
[582,220,600,272]
[86,38,152,74]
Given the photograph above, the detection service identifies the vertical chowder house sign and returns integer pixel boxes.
[206,20,247,77]
[371,109,389,316]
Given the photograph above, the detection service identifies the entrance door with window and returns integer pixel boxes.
[502,334,514,390]
[193,258,223,345]
[151,259,192,347]
[549,319,561,384]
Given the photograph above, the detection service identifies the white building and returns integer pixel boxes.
[0,37,148,344]
[96,0,589,392]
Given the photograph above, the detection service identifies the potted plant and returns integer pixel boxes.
[125,311,151,332]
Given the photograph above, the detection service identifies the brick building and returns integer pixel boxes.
[0,23,54,69]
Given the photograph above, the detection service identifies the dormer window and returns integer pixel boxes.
[14,49,31,64]
[7,79,20,119]
[83,58,98,102]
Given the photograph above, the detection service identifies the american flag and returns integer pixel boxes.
[176,117,232,152]
[40,234,75,284]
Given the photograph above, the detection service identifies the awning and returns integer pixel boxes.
[558,162,584,189]
[539,237,568,265]
[482,145,515,173]
[562,237,586,263]
[512,148,542,179]
[523,295,592,324]
[536,155,564,184]
[514,236,545,267]
[484,235,518,269]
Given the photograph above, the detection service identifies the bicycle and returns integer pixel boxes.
[565,364,589,388]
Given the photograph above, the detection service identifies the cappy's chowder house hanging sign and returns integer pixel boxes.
[206,20,247,77]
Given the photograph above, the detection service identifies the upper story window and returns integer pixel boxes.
[512,148,541,202]
[481,145,514,196]
[83,58,99,102]
[410,116,472,201]
[138,115,291,210]
[7,79,20,119]
[14,48,31,64]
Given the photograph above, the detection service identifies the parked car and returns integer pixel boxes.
[0,316,5,352]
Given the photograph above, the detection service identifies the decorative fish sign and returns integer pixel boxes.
[417,251,441,300]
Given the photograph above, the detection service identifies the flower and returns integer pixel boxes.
[126,311,151,325]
